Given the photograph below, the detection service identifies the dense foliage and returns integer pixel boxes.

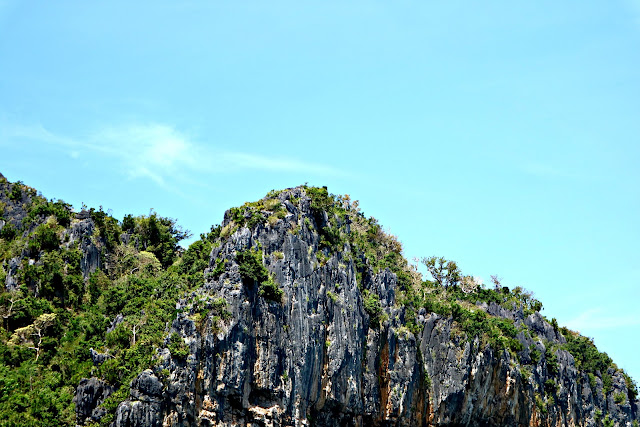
[0,177,210,426]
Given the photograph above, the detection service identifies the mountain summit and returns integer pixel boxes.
[0,177,637,426]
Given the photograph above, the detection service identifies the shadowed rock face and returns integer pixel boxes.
[76,187,637,427]
[66,217,102,279]
[74,378,114,424]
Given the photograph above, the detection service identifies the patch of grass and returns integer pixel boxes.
[535,393,547,414]
[327,290,338,303]
[614,391,626,404]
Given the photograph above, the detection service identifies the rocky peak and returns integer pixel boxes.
[99,186,638,426]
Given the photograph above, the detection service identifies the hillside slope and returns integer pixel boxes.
[106,186,638,426]
[0,174,637,426]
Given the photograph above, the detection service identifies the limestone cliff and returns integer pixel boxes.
[0,175,104,291]
[95,186,638,426]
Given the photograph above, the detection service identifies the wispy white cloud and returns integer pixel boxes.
[565,308,640,333]
[92,124,203,186]
[3,122,342,189]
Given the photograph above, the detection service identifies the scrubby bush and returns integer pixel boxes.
[115,210,189,267]
[560,328,614,393]
[237,249,283,302]
[259,278,283,302]
[614,392,627,404]
[27,199,72,227]
[544,379,558,395]
[0,223,17,241]
[545,345,559,376]
[624,372,638,401]
[363,289,383,327]
[28,223,60,254]
[8,183,23,201]
[421,256,461,288]
[168,332,189,360]
[237,249,269,284]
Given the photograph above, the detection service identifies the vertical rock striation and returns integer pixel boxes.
[99,187,638,426]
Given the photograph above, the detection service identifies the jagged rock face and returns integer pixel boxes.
[74,378,114,424]
[65,217,103,278]
[114,370,165,427]
[109,188,639,427]
[1,174,104,289]
[3,216,103,291]
[0,176,32,230]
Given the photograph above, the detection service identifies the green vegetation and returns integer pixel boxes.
[530,347,541,364]
[237,249,269,284]
[0,178,212,425]
[544,379,558,395]
[614,392,627,405]
[588,373,597,390]
[8,182,23,201]
[180,225,221,286]
[120,210,191,267]
[535,393,548,414]
[26,198,72,227]
[559,327,614,394]
[362,289,383,327]
[259,277,283,302]
[545,345,559,376]
[421,256,461,288]
[624,372,638,402]
[225,193,287,234]
[236,249,282,302]
[396,268,535,355]
[595,409,603,423]
[90,207,122,251]
[168,332,189,360]
[326,290,338,303]
[0,180,636,425]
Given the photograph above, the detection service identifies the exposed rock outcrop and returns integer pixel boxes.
[65,218,103,278]
[74,377,114,424]
[82,187,637,426]
[0,175,107,290]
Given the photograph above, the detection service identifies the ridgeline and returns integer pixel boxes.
[0,173,637,426]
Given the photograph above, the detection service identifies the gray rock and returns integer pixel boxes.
[4,257,20,291]
[65,218,102,278]
[90,348,113,366]
[105,187,639,427]
[73,377,114,425]
[107,314,125,334]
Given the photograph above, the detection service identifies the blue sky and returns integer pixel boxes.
[1,1,639,381]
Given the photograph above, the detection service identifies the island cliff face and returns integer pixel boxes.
[2,174,636,426]
[99,187,638,427]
